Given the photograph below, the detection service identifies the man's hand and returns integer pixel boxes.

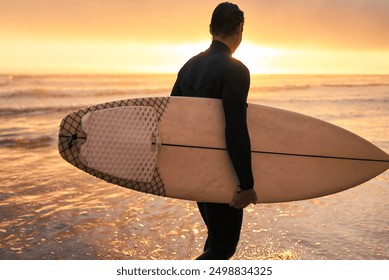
[230,187,258,209]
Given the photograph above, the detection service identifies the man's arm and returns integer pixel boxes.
[222,64,257,208]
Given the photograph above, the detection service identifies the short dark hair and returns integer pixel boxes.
[210,2,244,37]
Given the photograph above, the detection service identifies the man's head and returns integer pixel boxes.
[210,2,244,37]
[210,2,244,52]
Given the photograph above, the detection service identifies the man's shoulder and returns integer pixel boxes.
[178,51,207,74]
[230,56,249,71]
[225,56,250,79]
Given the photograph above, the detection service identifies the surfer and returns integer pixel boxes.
[171,2,258,260]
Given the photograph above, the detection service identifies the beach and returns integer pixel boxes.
[0,74,388,260]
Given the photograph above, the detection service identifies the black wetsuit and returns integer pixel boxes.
[171,40,254,259]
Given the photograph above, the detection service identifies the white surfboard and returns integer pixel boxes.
[58,97,389,203]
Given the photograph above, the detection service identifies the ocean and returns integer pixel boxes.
[0,74,388,260]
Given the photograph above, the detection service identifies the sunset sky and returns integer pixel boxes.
[1,0,389,74]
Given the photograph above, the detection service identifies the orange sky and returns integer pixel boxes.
[1,0,389,74]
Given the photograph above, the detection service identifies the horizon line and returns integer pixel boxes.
[1,72,389,76]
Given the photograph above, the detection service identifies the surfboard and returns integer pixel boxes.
[58,97,389,203]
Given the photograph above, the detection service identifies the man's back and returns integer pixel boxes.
[171,40,249,103]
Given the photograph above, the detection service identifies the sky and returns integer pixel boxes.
[1,0,389,74]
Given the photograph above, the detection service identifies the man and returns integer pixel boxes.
[171,2,258,260]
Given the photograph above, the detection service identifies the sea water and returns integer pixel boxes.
[0,74,388,260]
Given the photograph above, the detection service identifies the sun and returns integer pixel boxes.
[234,42,286,74]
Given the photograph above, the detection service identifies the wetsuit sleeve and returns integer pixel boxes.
[222,64,254,190]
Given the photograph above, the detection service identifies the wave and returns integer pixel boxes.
[323,83,389,88]
[251,85,311,92]
[0,135,55,148]
[250,96,389,106]
[0,87,170,99]
[0,75,13,87]
[0,105,80,117]
[0,88,73,98]
[251,83,389,92]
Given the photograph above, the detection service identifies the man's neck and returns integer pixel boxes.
[212,35,236,53]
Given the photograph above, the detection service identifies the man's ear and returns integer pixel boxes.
[209,24,213,35]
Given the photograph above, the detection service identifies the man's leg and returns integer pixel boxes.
[196,202,243,260]
[197,202,210,252]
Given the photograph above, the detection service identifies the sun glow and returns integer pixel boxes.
[0,39,210,74]
[234,42,286,74]
[2,38,389,75]
[0,38,288,75]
